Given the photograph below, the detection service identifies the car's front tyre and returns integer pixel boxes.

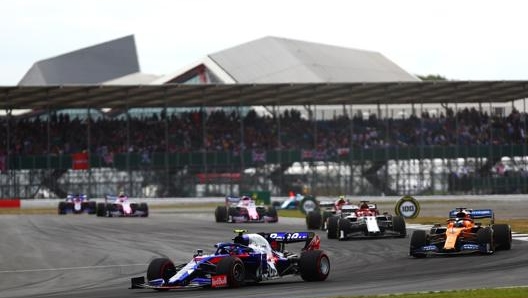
[147,258,176,291]
[216,256,245,287]
[410,230,427,258]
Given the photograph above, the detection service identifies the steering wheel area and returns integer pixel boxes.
[215,243,253,255]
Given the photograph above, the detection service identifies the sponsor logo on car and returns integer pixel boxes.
[422,245,438,252]
[461,244,480,250]
[211,275,228,288]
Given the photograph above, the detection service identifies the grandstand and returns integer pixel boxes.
[2,35,528,199]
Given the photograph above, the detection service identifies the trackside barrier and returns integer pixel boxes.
[15,195,526,210]
[0,199,21,208]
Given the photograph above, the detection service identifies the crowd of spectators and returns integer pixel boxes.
[1,106,527,158]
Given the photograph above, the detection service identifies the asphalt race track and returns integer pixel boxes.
[1,207,528,298]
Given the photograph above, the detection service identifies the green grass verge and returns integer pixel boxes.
[329,287,528,298]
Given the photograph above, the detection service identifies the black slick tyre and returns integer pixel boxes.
[327,216,338,239]
[215,206,228,222]
[58,202,66,215]
[337,218,351,240]
[139,203,149,217]
[306,211,322,229]
[410,230,427,258]
[493,224,512,251]
[392,215,407,237]
[216,256,245,287]
[299,250,330,281]
[477,227,494,253]
[96,203,106,217]
[146,258,176,291]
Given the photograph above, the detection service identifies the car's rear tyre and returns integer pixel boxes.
[321,211,333,230]
[392,215,407,237]
[139,203,149,217]
[216,256,245,287]
[215,206,227,222]
[327,216,338,239]
[299,250,330,281]
[87,201,97,214]
[410,230,427,258]
[106,203,117,217]
[493,224,512,251]
[306,211,322,229]
[227,207,238,222]
[58,202,67,215]
[130,203,138,213]
[96,203,107,217]
[147,258,176,291]
[266,207,278,222]
[337,218,351,240]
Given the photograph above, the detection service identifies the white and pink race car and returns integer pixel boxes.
[215,195,278,223]
[96,193,149,217]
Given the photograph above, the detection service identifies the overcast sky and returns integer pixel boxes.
[2,0,528,85]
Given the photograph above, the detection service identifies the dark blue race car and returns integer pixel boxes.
[58,193,96,215]
[130,229,330,290]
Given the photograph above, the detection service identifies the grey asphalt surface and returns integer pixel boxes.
[1,199,527,298]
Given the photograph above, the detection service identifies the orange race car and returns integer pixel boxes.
[409,207,512,257]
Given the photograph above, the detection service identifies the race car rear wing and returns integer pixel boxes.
[261,231,320,251]
[448,208,494,222]
[318,201,334,209]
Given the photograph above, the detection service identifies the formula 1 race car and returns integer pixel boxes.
[130,229,330,290]
[325,200,407,240]
[305,196,348,230]
[96,193,149,217]
[215,195,278,223]
[58,193,97,215]
[273,193,319,214]
[409,207,512,257]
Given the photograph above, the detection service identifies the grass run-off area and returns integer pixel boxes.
[328,287,528,298]
[277,209,528,234]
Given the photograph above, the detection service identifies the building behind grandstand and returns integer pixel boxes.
[2,35,524,198]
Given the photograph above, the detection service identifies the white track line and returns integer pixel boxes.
[0,263,147,274]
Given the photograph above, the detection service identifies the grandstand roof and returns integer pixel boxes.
[2,80,528,110]
[5,36,528,110]
[153,36,420,84]
[18,35,140,85]
[209,36,420,83]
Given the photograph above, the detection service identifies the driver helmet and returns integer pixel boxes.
[233,234,249,246]
[335,196,346,208]
[241,196,251,205]
[118,191,127,201]
[456,210,471,219]
[455,219,465,227]
[360,201,370,209]
[454,210,472,227]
